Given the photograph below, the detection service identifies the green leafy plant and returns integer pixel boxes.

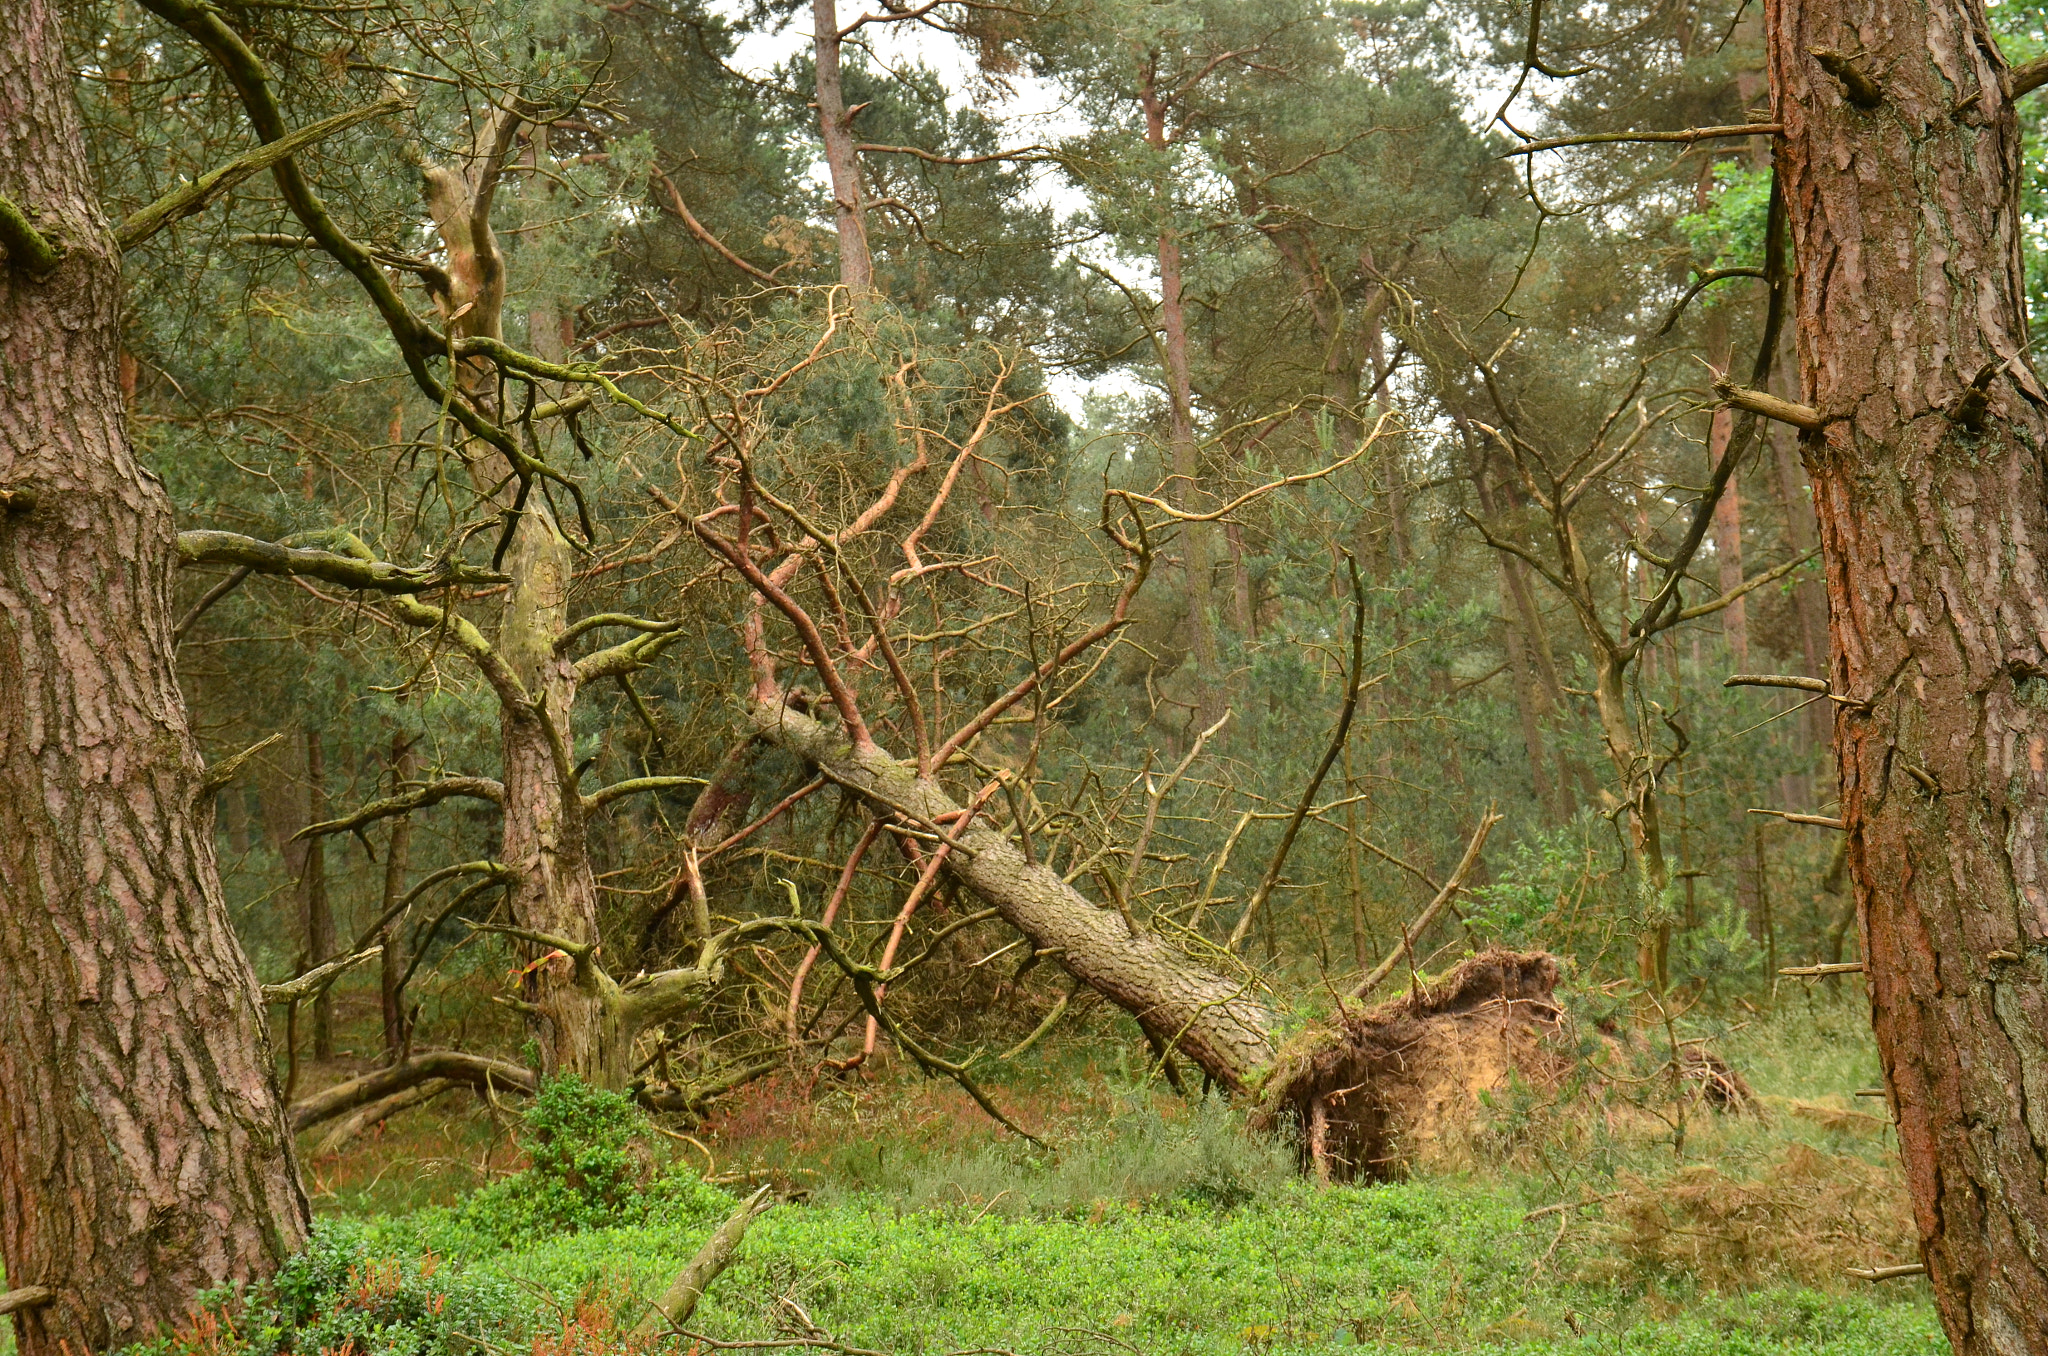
[445,1077,733,1243]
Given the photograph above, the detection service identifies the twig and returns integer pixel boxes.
[1354,809,1502,998]
[1229,553,1367,953]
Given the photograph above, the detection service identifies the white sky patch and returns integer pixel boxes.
[715,2,1151,417]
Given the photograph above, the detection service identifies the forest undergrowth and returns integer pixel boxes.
[27,988,1936,1356]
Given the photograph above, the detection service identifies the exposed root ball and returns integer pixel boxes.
[1254,949,1570,1182]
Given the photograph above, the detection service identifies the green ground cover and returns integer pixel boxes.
[7,996,1939,1356]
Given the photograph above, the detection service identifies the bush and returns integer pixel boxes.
[120,1221,525,1356]
[435,1076,733,1246]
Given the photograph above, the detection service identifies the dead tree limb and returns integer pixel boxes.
[288,1051,536,1132]
[748,700,1276,1089]
[1355,808,1503,998]
[632,1186,776,1338]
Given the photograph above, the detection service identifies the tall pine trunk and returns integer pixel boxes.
[1768,1,2048,1347]
[0,4,307,1351]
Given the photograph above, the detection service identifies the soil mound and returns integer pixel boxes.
[1254,949,1572,1182]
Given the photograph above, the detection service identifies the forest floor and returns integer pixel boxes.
[6,992,1941,1356]
[279,989,1939,1356]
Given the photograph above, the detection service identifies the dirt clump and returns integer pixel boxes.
[1254,949,1573,1182]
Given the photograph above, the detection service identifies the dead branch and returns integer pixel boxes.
[176,529,506,594]
[261,945,382,1004]
[313,1079,456,1157]
[1503,123,1781,156]
[632,1186,777,1338]
[294,777,505,840]
[288,1050,536,1131]
[117,97,407,250]
[199,731,285,798]
[1355,808,1503,998]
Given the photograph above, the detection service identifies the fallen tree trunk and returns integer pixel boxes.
[312,1079,457,1156]
[289,1051,536,1132]
[747,699,1278,1089]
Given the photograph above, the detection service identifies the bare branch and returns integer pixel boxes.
[176,530,505,594]
[1503,123,1780,156]
[294,777,505,840]
[1713,379,1824,431]
[583,775,709,813]
[116,97,406,250]
[1355,809,1502,998]
[262,945,382,1004]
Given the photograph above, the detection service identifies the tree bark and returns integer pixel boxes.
[0,4,308,1352]
[1767,2,2048,1348]
[302,725,333,1060]
[1709,414,1749,669]
[380,734,417,1062]
[812,0,872,295]
[1141,66,1219,721]
[747,699,1277,1088]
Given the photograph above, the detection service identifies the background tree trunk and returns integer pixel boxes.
[812,0,872,295]
[380,733,416,1063]
[303,725,332,1060]
[0,4,308,1352]
[1768,1,2048,1349]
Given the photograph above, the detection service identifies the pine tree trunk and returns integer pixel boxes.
[497,506,620,1085]
[380,734,416,1063]
[303,726,333,1060]
[1709,415,1749,669]
[1768,2,2048,1347]
[0,5,308,1351]
[811,0,872,295]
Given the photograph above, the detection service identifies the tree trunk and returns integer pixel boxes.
[1709,413,1749,670]
[1767,2,2048,1348]
[380,734,416,1063]
[0,5,308,1352]
[302,725,333,1059]
[497,506,619,1084]
[1767,416,1833,749]
[1141,78,1219,722]
[1595,651,1669,990]
[812,0,872,295]
[748,699,1277,1087]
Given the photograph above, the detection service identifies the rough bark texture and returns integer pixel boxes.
[497,505,618,1083]
[1767,2,2048,1349]
[748,700,1277,1087]
[0,4,309,1352]
[811,0,872,294]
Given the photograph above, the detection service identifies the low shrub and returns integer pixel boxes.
[425,1077,734,1247]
